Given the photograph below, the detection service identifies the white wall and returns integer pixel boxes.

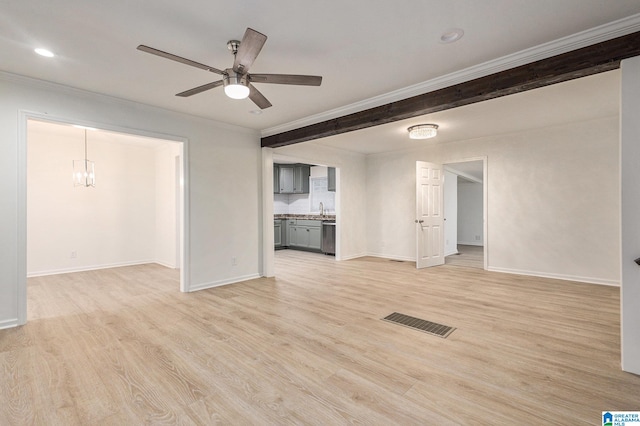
[458,181,484,246]
[443,170,458,256]
[273,143,367,260]
[0,73,261,328]
[620,56,640,374]
[155,143,181,268]
[366,116,620,285]
[27,124,165,275]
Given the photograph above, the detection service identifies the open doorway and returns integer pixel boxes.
[24,118,186,321]
[264,152,340,278]
[443,159,486,269]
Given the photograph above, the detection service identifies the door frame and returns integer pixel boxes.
[443,156,488,270]
[17,110,190,325]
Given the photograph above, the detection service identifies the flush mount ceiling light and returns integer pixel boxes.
[408,124,439,139]
[440,28,464,44]
[34,47,55,57]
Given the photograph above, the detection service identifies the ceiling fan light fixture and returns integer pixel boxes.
[408,124,438,139]
[223,71,250,99]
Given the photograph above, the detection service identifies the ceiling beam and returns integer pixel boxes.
[262,31,640,148]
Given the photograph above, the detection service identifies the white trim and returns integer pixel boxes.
[189,273,262,292]
[1,71,255,136]
[443,156,488,271]
[18,111,191,324]
[0,319,20,330]
[262,14,640,138]
[261,147,275,277]
[487,266,620,287]
[456,241,484,247]
[27,260,161,278]
[365,253,414,262]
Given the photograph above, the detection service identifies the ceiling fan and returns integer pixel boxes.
[137,27,322,109]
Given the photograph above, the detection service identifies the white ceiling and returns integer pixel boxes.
[2,0,639,137]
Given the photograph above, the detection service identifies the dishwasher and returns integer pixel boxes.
[321,221,336,255]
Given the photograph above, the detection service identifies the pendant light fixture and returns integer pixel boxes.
[408,124,438,139]
[73,128,96,187]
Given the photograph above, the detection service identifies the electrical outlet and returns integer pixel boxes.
[475,235,481,241]
[232,257,237,266]
[70,251,77,258]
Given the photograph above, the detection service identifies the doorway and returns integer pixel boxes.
[20,114,187,324]
[444,159,486,270]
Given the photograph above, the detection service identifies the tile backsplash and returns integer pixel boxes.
[274,177,335,215]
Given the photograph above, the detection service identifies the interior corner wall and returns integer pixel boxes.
[27,126,158,276]
[0,73,261,328]
[443,170,458,256]
[155,143,181,268]
[366,116,620,285]
[620,55,640,374]
[457,182,484,246]
[273,142,367,260]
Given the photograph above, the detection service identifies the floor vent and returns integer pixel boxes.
[382,312,455,338]
[389,259,405,262]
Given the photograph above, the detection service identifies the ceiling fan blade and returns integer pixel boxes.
[233,28,267,74]
[137,45,224,75]
[176,80,224,97]
[249,84,272,109]
[250,73,322,86]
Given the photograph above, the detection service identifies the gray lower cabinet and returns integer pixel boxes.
[286,219,321,251]
[274,220,282,247]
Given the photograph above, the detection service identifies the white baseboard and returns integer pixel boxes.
[487,266,620,287]
[457,241,484,246]
[188,273,262,292]
[154,261,178,269]
[365,252,415,262]
[339,252,368,261]
[0,318,19,330]
[27,259,156,277]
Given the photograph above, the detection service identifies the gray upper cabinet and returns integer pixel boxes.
[328,167,336,192]
[274,164,310,194]
[278,165,295,193]
[273,165,280,194]
[293,165,310,193]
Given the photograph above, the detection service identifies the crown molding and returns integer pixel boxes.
[0,71,259,136]
[261,13,640,138]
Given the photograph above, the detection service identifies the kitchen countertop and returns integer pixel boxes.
[275,214,336,221]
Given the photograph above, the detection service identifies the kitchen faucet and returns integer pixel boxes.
[319,202,324,216]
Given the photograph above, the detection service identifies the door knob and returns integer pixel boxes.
[415,220,424,224]
[635,257,640,266]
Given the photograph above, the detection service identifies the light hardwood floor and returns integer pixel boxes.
[1,251,639,424]
[445,245,484,269]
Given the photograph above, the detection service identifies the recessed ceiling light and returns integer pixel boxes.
[249,109,263,115]
[34,48,55,57]
[440,28,464,44]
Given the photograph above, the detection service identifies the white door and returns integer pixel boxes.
[416,161,445,268]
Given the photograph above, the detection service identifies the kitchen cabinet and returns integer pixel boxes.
[274,164,310,194]
[278,165,294,193]
[288,219,321,251]
[293,165,310,193]
[274,220,282,248]
[273,165,280,194]
[328,167,336,192]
